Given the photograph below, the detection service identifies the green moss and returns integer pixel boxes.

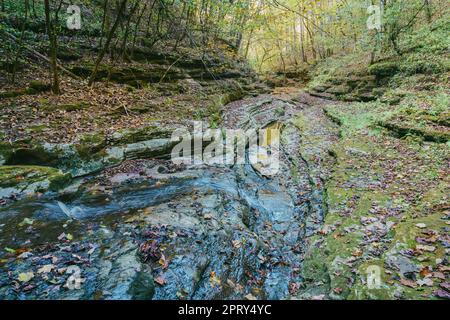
[379,120,450,143]
[75,133,107,159]
[0,165,70,191]
[0,81,50,100]
[7,144,58,166]
[0,141,15,164]
[326,84,351,95]
[368,61,400,78]
[28,80,51,92]
[302,247,330,283]
[112,126,172,145]
[301,98,449,300]
[25,124,49,133]
[400,53,448,75]
[71,64,108,80]
[323,101,388,137]
[0,88,26,99]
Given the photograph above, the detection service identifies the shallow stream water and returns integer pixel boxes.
[0,93,336,300]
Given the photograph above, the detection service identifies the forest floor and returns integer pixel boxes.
[0,29,449,300]
[299,99,449,300]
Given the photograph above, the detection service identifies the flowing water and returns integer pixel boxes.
[0,92,337,300]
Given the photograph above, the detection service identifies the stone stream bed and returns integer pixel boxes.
[0,92,338,300]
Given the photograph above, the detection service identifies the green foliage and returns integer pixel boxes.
[402,16,450,54]
[368,61,400,78]
[400,52,448,75]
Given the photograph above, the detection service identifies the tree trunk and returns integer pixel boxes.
[299,17,307,63]
[99,0,109,48]
[12,0,29,84]
[131,1,148,55]
[89,0,128,86]
[120,0,139,58]
[424,0,432,23]
[32,0,37,17]
[44,0,60,94]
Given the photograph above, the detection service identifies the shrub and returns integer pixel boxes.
[368,61,400,78]
[400,53,448,75]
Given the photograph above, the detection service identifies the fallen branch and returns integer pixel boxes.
[159,56,183,83]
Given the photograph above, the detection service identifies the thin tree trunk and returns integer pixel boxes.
[12,0,29,84]
[145,0,157,38]
[244,28,254,59]
[131,1,148,55]
[299,17,307,63]
[120,0,139,58]
[44,0,60,94]
[32,0,37,17]
[99,0,109,48]
[424,0,432,23]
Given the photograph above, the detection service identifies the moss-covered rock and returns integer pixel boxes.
[302,101,450,300]
[379,120,450,143]
[111,126,172,145]
[0,88,27,99]
[57,47,82,61]
[0,81,51,100]
[28,80,51,92]
[0,165,71,198]
[6,143,60,167]
[75,133,107,159]
[326,84,352,95]
[368,61,400,79]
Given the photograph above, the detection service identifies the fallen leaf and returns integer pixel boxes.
[226,279,243,292]
[204,214,213,220]
[420,267,431,278]
[352,249,363,257]
[415,223,427,229]
[416,245,436,252]
[37,264,54,274]
[244,293,257,300]
[58,233,67,241]
[232,240,242,249]
[226,279,236,287]
[158,253,169,269]
[434,289,450,299]
[440,282,450,292]
[17,252,32,259]
[19,218,34,227]
[438,265,450,272]
[18,272,34,283]
[400,278,417,288]
[209,271,221,287]
[333,287,343,294]
[417,256,429,262]
[432,272,446,280]
[155,276,166,286]
[417,278,433,287]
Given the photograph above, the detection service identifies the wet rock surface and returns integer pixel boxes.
[0,91,338,300]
